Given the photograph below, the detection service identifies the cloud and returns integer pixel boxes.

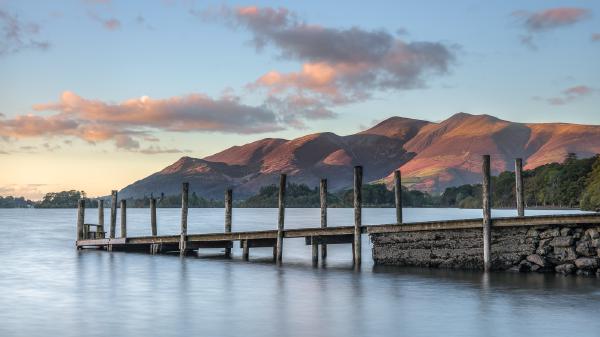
[200,6,455,125]
[138,146,184,155]
[541,85,595,106]
[0,91,284,150]
[0,184,47,199]
[592,33,600,42]
[0,10,50,56]
[513,8,591,48]
[88,12,121,31]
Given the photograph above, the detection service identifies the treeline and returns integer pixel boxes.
[2,154,600,210]
[440,154,600,210]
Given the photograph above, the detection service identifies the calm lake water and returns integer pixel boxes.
[1,207,599,337]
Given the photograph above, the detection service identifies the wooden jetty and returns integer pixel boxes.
[76,156,600,268]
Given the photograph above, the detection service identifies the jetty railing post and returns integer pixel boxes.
[76,199,85,244]
[320,178,327,260]
[276,174,286,264]
[353,166,363,267]
[482,155,492,272]
[97,200,104,239]
[515,158,525,217]
[179,182,189,256]
[120,200,127,238]
[224,189,233,258]
[242,240,250,261]
[150,198,157,236]
[394,170,402,224]
[109,190,117,239]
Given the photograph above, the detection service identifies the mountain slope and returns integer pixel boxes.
[119,113,600,199]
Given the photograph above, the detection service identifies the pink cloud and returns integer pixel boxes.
[592,33,600,42]
[514,7,590,32]
[542,85,595,106]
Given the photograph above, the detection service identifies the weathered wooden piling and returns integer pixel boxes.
[276,174,286,264]
[150,198,157,236]
[242,240,249,261]
[179,182,189,256]
[224,189,233,258]
[515,158,525,217]
[353,166,363,267]
[109,190,117,239]
[320,178,327,260]
[76,199,85,243]
[482,155,492,271]
[120,200,127,238]
[97,200,104,239]
[394,170,402,224]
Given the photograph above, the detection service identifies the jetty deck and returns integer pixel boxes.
[75,157,600,268]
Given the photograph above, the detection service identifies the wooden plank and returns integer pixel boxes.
[515,158,525,217]
[241,238,277,248]
[394,170,402,224]
[180,182,189,256]
[109,190,117,239]
[482,155,492,272]
[354,166,362,267]
[225,189,233,257]
[276,174,286,264]
[305,234,354,245]
[188,241,233,249]
[320,178,327,260]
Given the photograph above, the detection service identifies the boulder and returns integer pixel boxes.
[574,257,599,270]
[560,228,573,236]
[550,236,574,248]
[518,260,532,272]
[555,263,575,275]
[576,269,595,277]
[576,241,596,257]
[592,239,600,248]
[526,254,547,267]
[585,228,599,240]
[526,228,540,238]
[531,264,541,272]
[549,247,577,264]
[540,228,560,239]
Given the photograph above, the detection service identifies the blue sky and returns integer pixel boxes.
[0,0,599,198]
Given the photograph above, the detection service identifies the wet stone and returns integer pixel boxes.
[555,263,576,275]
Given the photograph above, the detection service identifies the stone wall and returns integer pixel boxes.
[370,224,600,276]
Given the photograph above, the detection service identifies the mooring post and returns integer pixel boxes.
[179,182,189,256]
[224,189,233,258]
[482,155,492,272]
[150,198,157,236]
[242,240,249,261]
[109,190,117,239]
[276,174,286,264]
[120,200,127,238]
[515,158,525,217]
[97,200,104,239]
[320,178,327,260]
[76,199,85,244]
[394,170,402,224]
[353,166,363,267]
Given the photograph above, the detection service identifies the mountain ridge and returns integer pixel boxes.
[119,113,600,199]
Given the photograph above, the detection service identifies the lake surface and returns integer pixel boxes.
[1,208,599,337]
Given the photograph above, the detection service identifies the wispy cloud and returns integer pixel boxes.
[0,91,284,151]
[0,184,47,199]
[88,12,121,31]
[199,5,456,127]
[512,7,591,49]
[592,33,600,42]
[0,10,50,56]
[536,85,596,106]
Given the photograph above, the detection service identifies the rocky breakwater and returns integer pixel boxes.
[370,224,600,277]
[515,226,600,276]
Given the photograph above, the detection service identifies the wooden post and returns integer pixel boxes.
[97,200,104,239]
[109,190,117,239]
[242,240,249,261]
[120,200,127,238]
[482,155,492,272]
[224,189,233,258]
[150,198,157,236]
[76,199,85,243]
[353,166,362,267]
[276,174,286,264]
[394,170,402,224]
[179,182,189,256]
[515,158,525,217]
[320,179,327,260]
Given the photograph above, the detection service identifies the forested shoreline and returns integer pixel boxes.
[3,154,599,211]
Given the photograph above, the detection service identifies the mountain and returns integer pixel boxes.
[119,113,600,199]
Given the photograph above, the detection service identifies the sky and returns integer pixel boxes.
[0,0,599,199]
